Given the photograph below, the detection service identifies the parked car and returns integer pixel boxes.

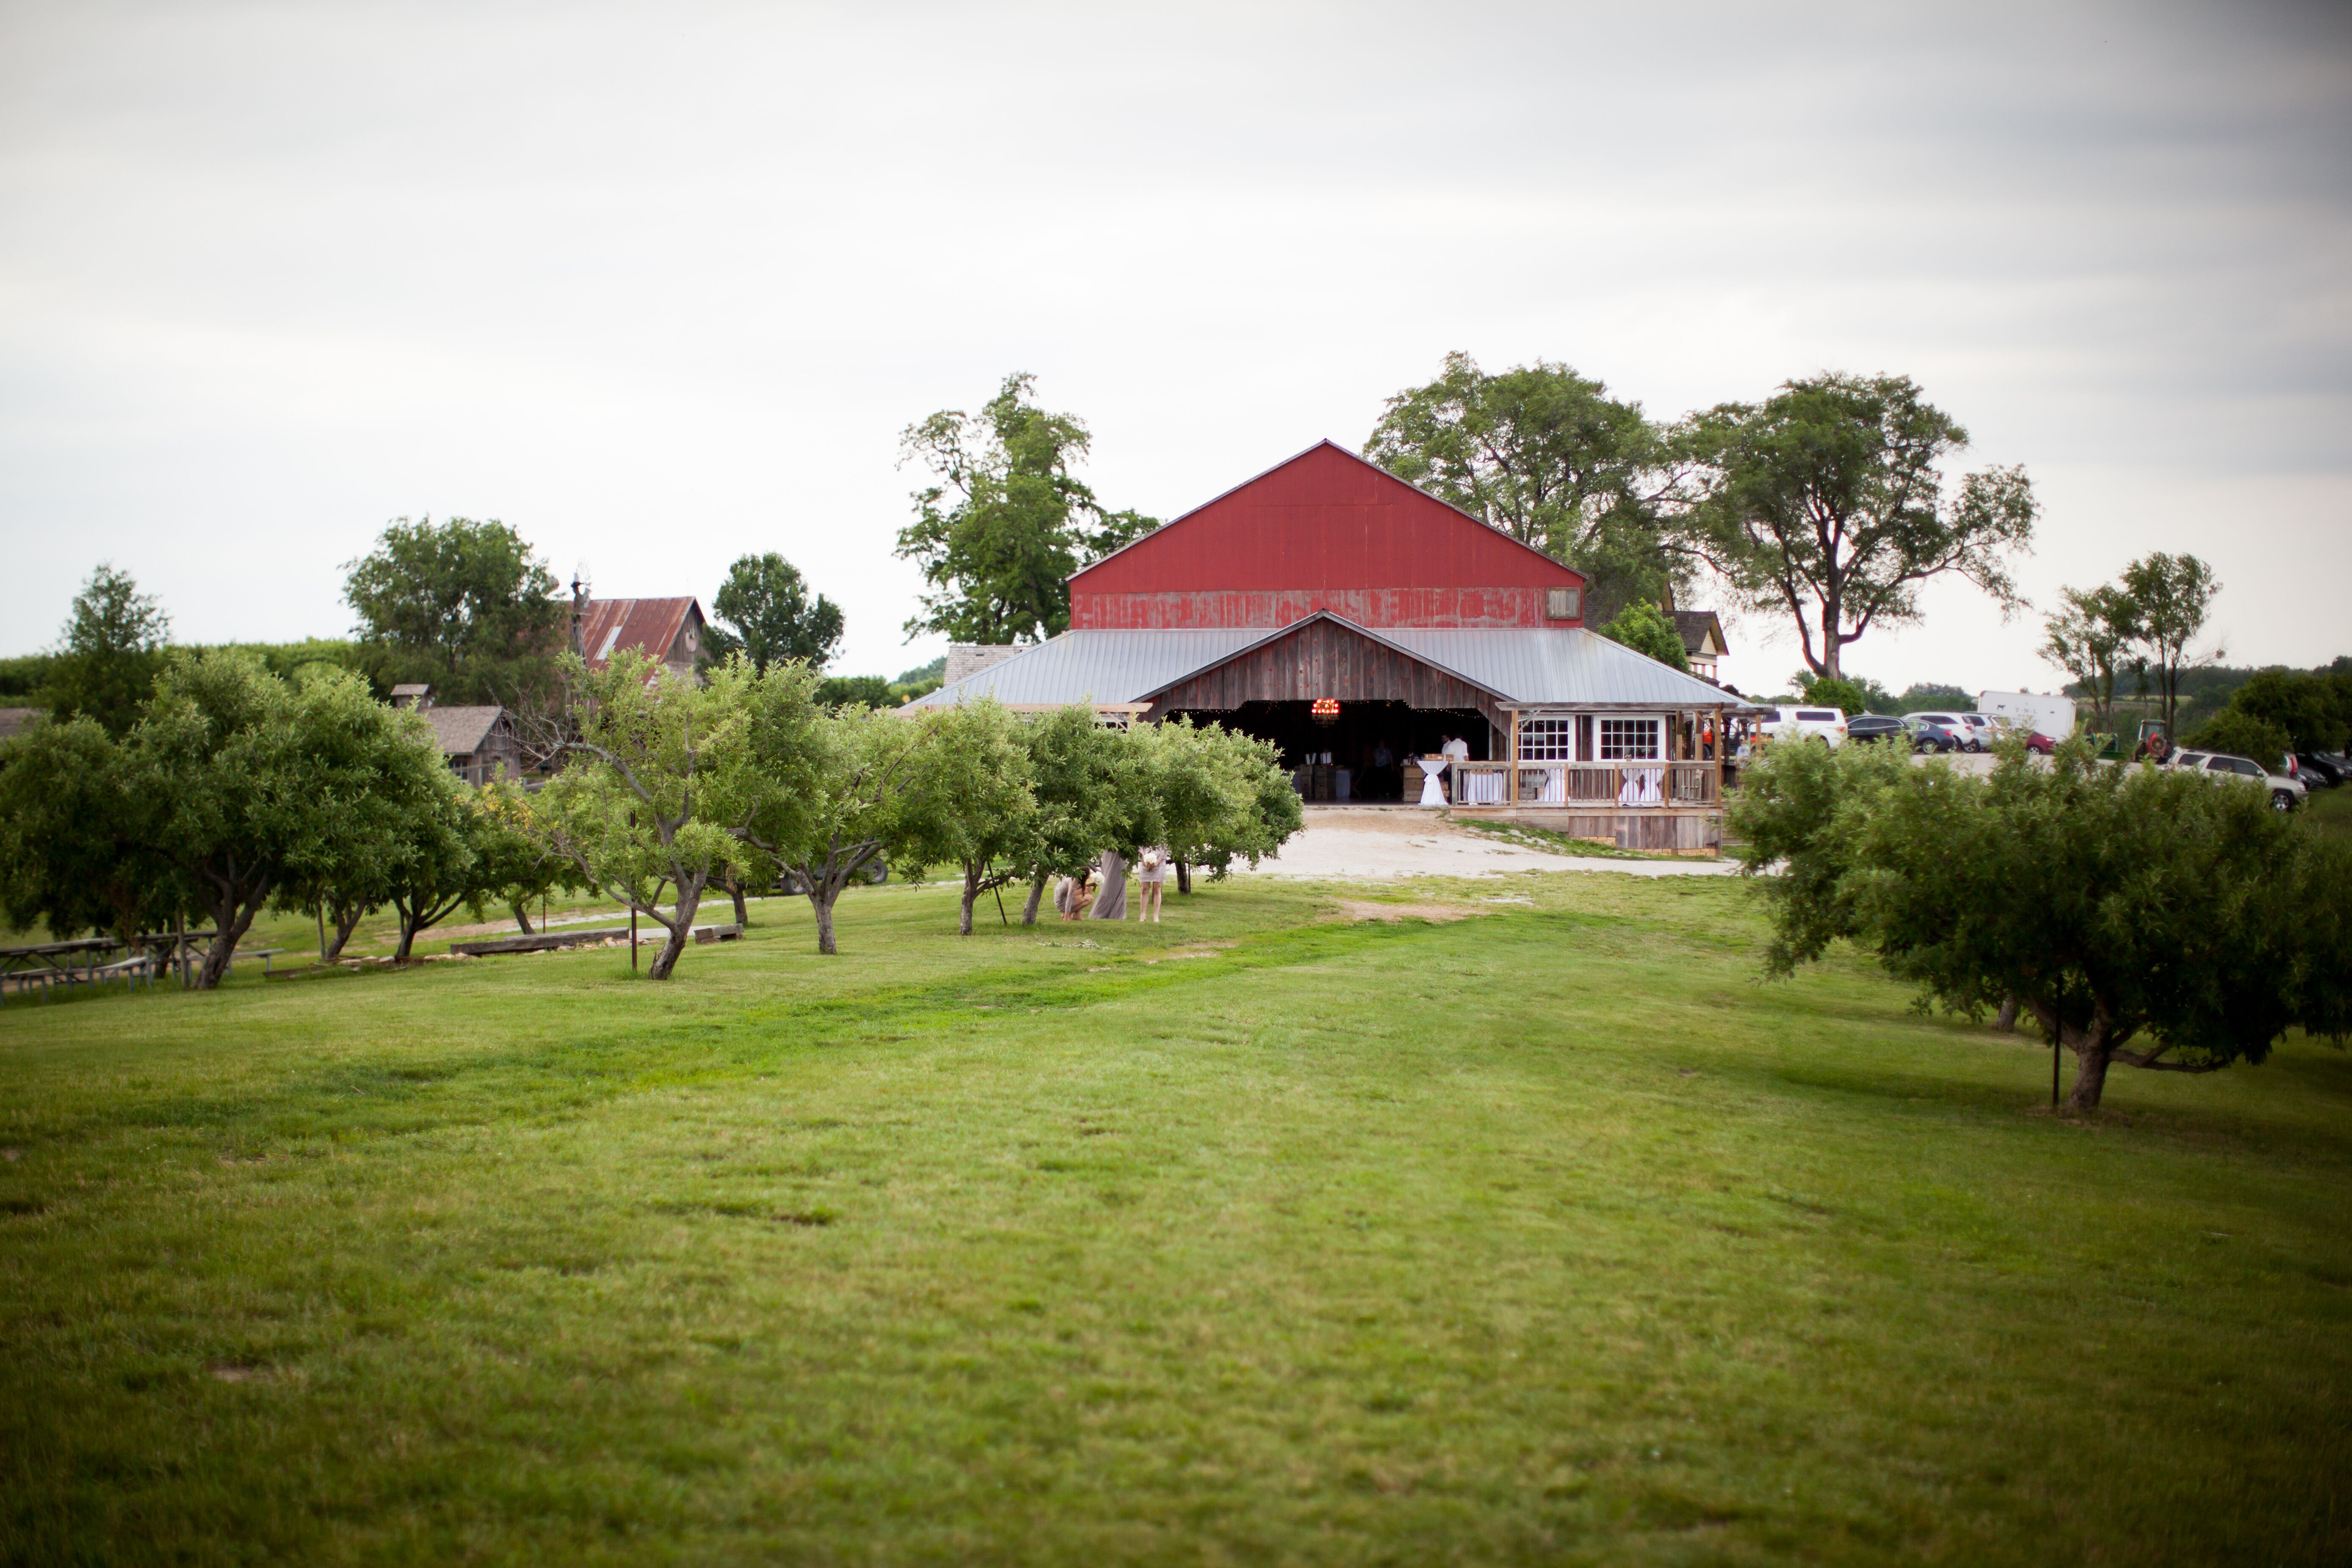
[2021,730,2057,756]
[1845,714,1909,745]
[2166,749,2305,812]
[2294,751,2348,787]
[1907,717,1968,754]
[1906,711,1985,752]
[1758,706,1848,747]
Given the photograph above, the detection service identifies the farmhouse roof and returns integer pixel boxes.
[1671,610,1727,658]
[423,705,506,756]
[578,598,700,670]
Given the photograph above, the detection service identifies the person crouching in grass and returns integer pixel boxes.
[1055,867,1094,921]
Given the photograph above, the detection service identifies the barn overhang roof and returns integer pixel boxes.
[905,613,1743,713]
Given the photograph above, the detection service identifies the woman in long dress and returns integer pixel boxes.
[1088,850,1128,921]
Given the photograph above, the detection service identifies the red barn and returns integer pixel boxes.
[912,441,1743,850]
[1070,441,1586,631]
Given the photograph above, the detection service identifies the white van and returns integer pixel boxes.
[1756,705,1848,748]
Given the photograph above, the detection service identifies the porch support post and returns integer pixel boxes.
[1507,709,1520,806]
[1714,707,1724,804]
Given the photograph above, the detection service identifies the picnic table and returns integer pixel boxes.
[2,932,287,1001]
[0,937,163,1002]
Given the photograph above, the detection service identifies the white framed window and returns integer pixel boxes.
[1599,717,1661,760]
[1518,718,1575,761]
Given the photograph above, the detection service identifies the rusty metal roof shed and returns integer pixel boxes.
[577,598,702,671]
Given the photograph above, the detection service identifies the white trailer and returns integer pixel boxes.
[1977,690,2077,739]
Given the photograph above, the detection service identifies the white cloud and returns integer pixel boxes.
[1,0,2345,685]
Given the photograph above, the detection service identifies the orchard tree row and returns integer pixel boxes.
[0,647,1300,987]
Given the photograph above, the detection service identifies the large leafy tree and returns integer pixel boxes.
[381,777,488,962]
[705,552,845,673]
[1595,602,1691,672]
[2224,671,2349,755]
[48,564,171,736]
[1729,737,2350,1111]
[1014,706,1146,925]
[2120,552,2220,736]
[894,373,1158,645]
[1365,352,1692,624]
[0,713,176,941]
[133,654,445,988]
[1138,719,1303,891]
[471,780,580,935]
[901,698,1040,936]
[343,517,567,704]
[2041,583,2139,734]
[534,652,748,980]
[1682,374,2037,682]
[727,689,927,956]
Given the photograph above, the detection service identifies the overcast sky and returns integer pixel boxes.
[3,0,2346,696]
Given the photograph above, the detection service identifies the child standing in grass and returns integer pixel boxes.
[1133,847,1168,923]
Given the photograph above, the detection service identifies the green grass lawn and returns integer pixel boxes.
[4,871,2349,1564]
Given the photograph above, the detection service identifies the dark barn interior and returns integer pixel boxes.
[1163,699,1495,801]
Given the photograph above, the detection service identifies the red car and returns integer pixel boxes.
[2022,730,2057,755]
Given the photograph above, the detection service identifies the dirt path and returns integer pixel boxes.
[1247,809,1738,882]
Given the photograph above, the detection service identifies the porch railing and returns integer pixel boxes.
[1448,760,1718,808]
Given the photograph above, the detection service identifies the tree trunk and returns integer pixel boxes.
[644,881,705,980]
[1176,859,1192,895]
[959,867,979,936]
[510,900,535,936]
[393,911,420,962]
[1021,869,1047,926]
[1995,995,2019,1033]
[325,902,367,961]
[810,886,840,955]
[730,878,750,928]
[2064,1036,2113,1112]
[193,893,264,991]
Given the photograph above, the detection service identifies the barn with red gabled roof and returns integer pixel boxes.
[910,441,1749,852]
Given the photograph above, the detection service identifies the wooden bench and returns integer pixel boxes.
[449,928,632,958]
[692,924,743,944]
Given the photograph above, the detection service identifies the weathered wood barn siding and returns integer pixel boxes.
[1143,618,1503,730]
[1072,441,1586,631]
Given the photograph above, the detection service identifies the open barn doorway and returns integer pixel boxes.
[1161,700,1496,802]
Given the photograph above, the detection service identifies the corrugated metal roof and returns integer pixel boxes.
[577,598,702,671]
[909,621,1743,711]
[905,631,1265,708]
[1379,628,1739,709]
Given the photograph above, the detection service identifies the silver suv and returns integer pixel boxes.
[1905,711,1987,752]
[2166,749,2305,812]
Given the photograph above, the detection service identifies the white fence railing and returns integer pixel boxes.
[1448,760,1718,808]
